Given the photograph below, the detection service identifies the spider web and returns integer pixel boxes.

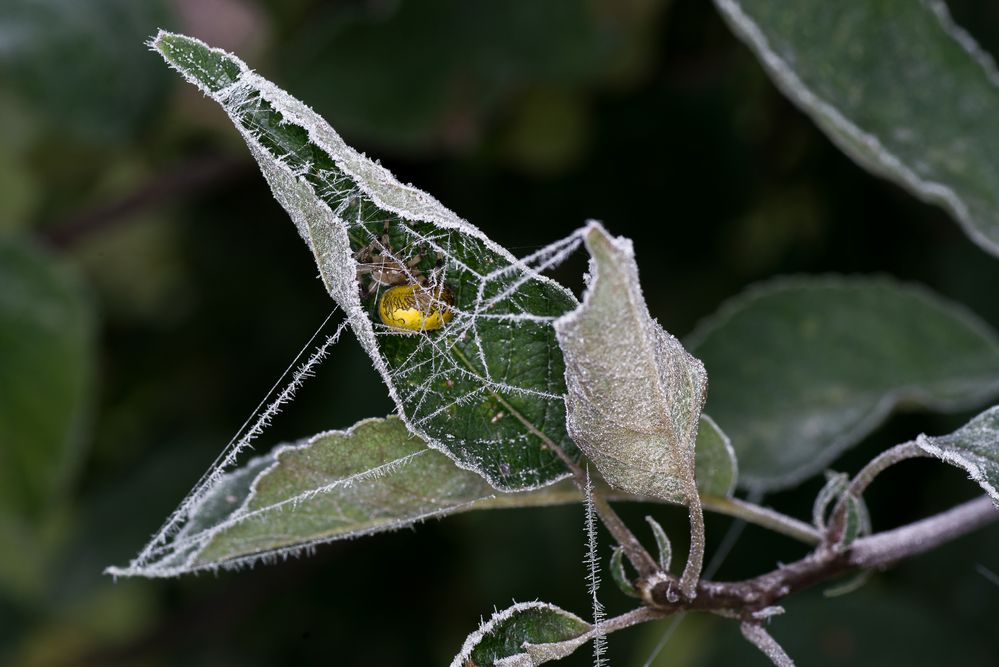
[188,34,586,492]
[109,33,590,577]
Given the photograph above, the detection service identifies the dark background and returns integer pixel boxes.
[2,0,999,665]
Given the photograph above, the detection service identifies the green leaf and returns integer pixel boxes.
[0,0,169,142]
[714,0,999,257]
[812,471,849,531]
[688,276,999,490]
[695,415,738,498]
[108,418,585,577]
[839,495,870,548]
[554,222,708,594]
[610,547,639,598]
[108,415,735,576]
[644,515,673,572]
[153,30,579,491]
[914,405,999,507]
[0,238,94,515]
[451,601,592,667]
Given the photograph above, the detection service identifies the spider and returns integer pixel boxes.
[355,221,454,332]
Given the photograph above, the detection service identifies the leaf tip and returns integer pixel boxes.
[149,29,194,61]
[148,30,247,96]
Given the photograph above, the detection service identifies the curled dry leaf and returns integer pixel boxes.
[554,222,708,594]
[554,222,707,501]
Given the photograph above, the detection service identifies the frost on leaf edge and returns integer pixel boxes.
[914,405,999,507]
[108,416,504,578]
[712,0,999,257]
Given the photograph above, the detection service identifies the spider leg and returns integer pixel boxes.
[380,219,392,250]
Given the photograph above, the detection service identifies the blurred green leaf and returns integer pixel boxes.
[282,0,667,152]
[0,238,94,515]
[153,31,580,491]
[450,601,592,667]
[0,0,170,142]
[688,276,999,490]
[914,405,999,506]
[0,238,94,599]
[715,0,999,257]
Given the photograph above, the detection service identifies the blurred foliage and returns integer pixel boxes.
[0,0,170,143]
[1,0,998,665]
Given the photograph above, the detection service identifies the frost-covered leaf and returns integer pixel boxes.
[914,406,999,507]
[450,601,592,667]
[554,222,708,594]
[0,238,94,515]
[153,31,579,492]
[0,0,169,141]
[715,0,999,257]
[109,414,734,576]
[689,276,999,490]
[555,222,707,502]
[108,417,582,577]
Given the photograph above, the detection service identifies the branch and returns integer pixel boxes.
[850,495,997,568]
[561,496,997,661]
[646,495,998,611]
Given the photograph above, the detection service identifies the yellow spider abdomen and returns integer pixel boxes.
[378,284,454,331]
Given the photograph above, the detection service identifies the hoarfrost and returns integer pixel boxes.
[554,222,707,595]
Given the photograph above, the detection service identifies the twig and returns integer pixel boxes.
[44,154,248,249]
[594,606,664,635]
[826,441,930,543]
[850,495,996,568]
[679,486,705,596]
[550,440,661,579]
[484,384,661,579]
[740,621,796,666]
[701,495,821,545]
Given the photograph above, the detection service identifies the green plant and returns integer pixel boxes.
[106,4,999,664]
